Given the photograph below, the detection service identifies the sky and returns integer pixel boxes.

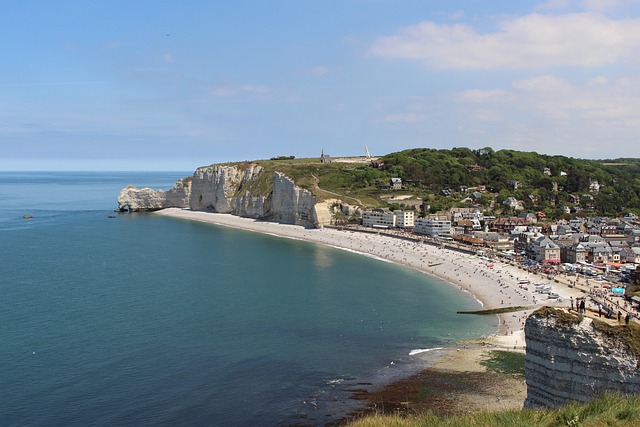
[2,0,640,171]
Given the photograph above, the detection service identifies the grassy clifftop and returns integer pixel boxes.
[209,157,390,208]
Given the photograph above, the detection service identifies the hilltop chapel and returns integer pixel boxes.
[320,149,332,164]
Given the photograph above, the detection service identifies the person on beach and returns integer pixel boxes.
[598,304,603,317]
[625,312,631,325]
[570,296,574,311]
[618,311,622,322]
[579,299,585,316]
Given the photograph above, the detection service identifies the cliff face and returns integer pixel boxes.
[270,171,319,225]
[524,308,640,409]
[117,164,336,227]
[117,178,192,212]
[188,165,262,213]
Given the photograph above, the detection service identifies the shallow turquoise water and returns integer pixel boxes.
[0,172,495,426]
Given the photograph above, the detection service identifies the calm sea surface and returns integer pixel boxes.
[0,172,495,426]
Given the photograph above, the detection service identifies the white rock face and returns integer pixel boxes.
[189,165,246,212]
[116,164,347,227]
[233,192,270,218]
[118,179,191,212]
[118,186,167,211]
[270,172,318,225]
[524,309,640,408]
[165,178,192,208]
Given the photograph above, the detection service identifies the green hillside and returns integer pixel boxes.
[216,148,640,218]
[379,147,640,217]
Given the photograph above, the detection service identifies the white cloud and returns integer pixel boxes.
[369,13,640,69]
[512,75,574,92]
[363,72,640,157]
[518,75,640,121]
[311,66,328,76]
[210,84,271,97]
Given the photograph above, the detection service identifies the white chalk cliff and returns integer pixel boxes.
[117,164,339,228]
[118,178,192,212]
[524,308,640,409]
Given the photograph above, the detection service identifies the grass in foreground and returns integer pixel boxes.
[347,393,640,427]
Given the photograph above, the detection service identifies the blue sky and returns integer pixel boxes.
[2,0,640,170]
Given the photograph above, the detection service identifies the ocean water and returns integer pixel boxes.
[0,172,496,426]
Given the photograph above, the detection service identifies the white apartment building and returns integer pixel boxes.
[414,218,451,236]
[362,210,396,228]
[394,210,415,228]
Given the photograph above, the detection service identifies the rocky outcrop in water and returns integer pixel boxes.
[118,178,191,212]
[117,164,339,227]
[524,307,640,409]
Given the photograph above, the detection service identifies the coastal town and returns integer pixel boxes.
[357,203,640,289]
[348,203,638,319]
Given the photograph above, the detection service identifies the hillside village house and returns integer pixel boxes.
[490,217,529,234]
[503,197,524,211]
[450,207,484,222]
[390,178,402,190]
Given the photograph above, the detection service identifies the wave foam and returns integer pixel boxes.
[409,347,444,356]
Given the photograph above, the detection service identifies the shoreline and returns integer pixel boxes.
[151,208,584,415]
[155,208,578,341]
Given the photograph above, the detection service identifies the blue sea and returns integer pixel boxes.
[0,172,496,426]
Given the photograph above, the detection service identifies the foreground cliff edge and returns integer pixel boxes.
[525,307,640,409]
[347,308,640,425]
[117,163,357,228]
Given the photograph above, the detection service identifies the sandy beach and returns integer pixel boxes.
[154,208,585,413]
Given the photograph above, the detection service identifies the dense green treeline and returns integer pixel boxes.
[380,147,640,216]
